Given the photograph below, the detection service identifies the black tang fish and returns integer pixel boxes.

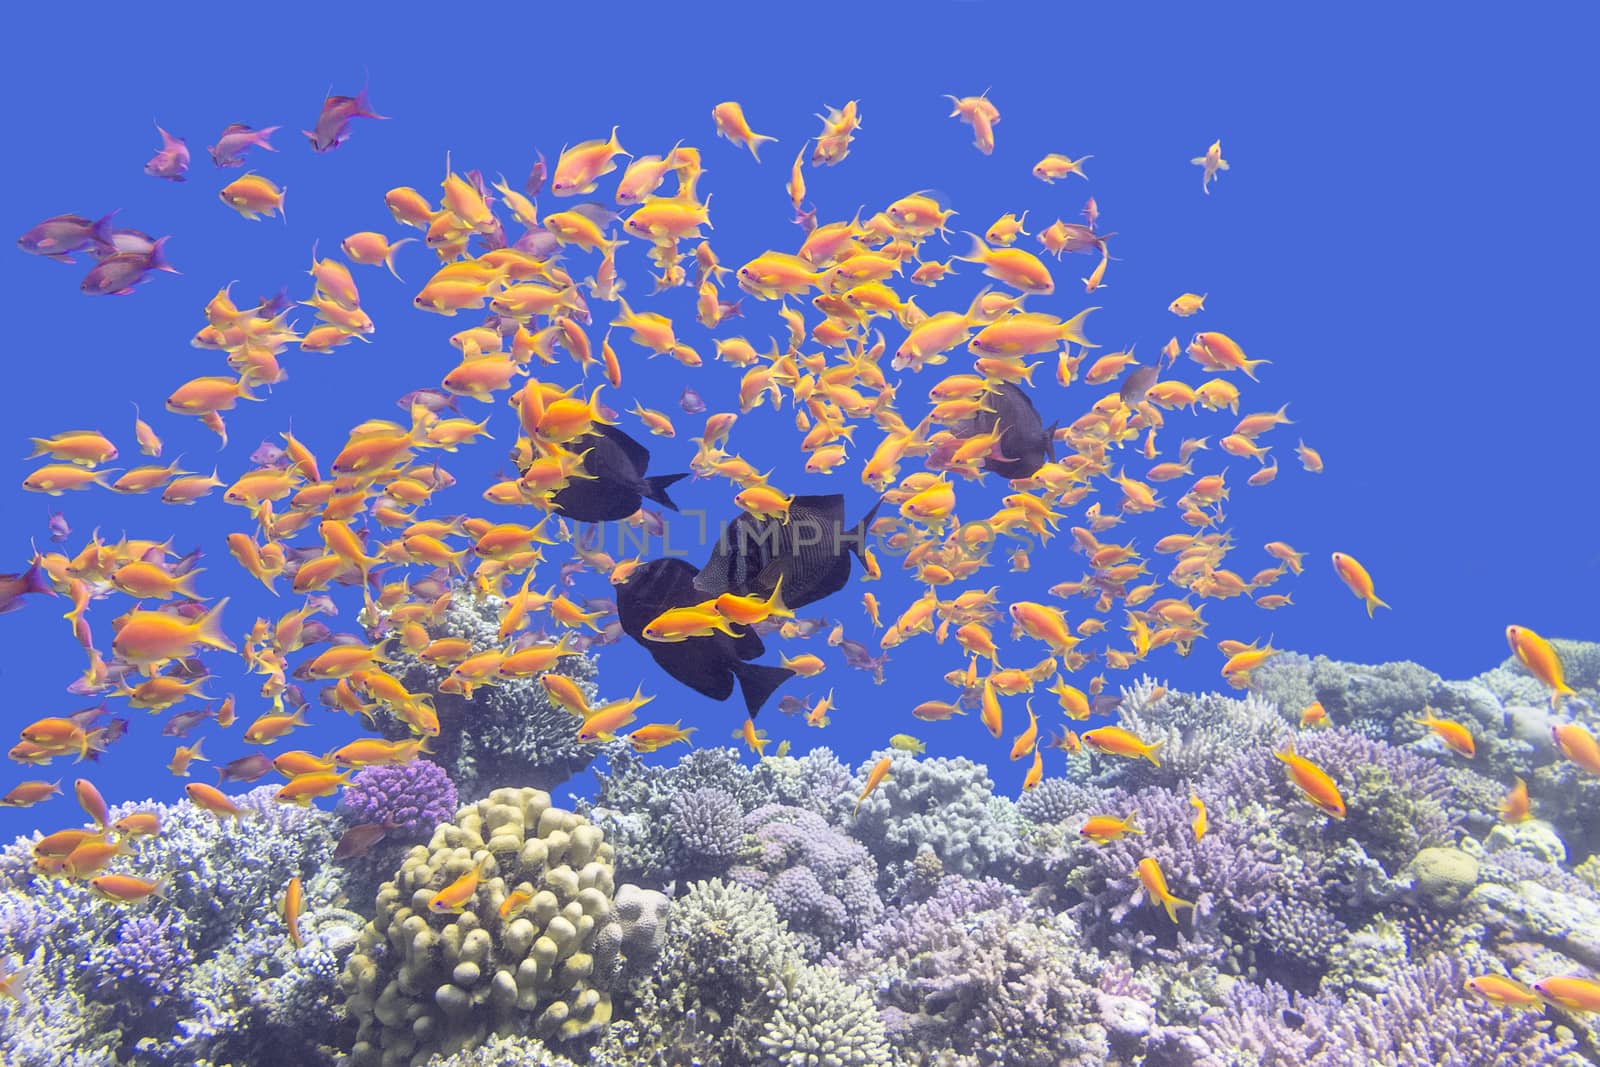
[547,423,688,523]
[953,382,1057,480]
[617,558,793,716]
[692,494,880,611]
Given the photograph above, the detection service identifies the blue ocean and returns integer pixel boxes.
[2,3,1597,1064]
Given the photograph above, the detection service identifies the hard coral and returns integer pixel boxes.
[341,760,460,838]
[341,788,627,1066]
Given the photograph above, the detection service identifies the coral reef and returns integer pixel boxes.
[728,803,882,959]
[6,643,1600,1066]
[846,749,1025,893]
[0,786,359,1067]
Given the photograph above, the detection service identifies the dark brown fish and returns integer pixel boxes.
[547,424,686,523]
[617,558,793,716]
[217,753,274,784]
[693,494,880,611]
[952,382,1055,479]
[162,708,213,737]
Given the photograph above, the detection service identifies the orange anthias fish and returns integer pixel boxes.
[1533,975,1600,1013]
[1552,723,1600,776]
[855,755,892,813]
[1464,974,1542,1010]
[1081,725,1162,765]
[1274,744,1346,818]
[1416,709,1475,758]
[281,875,304,948]
[428,855,491,914]
[1505,625,1576,706]
[1330,552,1389,617]
[1079,813,1141,843]
[1135,857,1194,924]
[1499,777,1532,823]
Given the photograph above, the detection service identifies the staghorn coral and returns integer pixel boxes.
[1016,776,1108,826]
[423,1034,581,1066]
[382,590,606,799]
[1248,653,1441,741]
[340,788,625,1066]
[577,745,764,888]
[589,878,806,1066]
[1203,728,1460,872]
[0,785,353,1067]
[340,759,460,839]
[757,963,893,1067]
[728,804,881,959]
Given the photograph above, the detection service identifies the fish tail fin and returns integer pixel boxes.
[1164,893,1194,924]
[384,238,416,281]
[1366,593,1390,617]
[145,235,178,275]
[956,231,989,264]
[644,472,689,512]
[92,210,120,250]
[732,662,795,717]
[353,86,388,120]
[848,497,885,566]
[1143,739,1164,766]
[196,597,237,654]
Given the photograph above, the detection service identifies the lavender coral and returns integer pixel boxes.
[340,759,459,837]
[728,804,882,959]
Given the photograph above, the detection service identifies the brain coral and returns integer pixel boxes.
[340,788,627,1067]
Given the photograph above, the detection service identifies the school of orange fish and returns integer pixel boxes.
[4,89,1595,1013]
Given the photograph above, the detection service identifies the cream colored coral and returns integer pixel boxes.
[341,788,617,1067]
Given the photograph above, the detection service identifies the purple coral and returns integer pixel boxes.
[95,913,193,1001]
[339,759,458,837]
[1195,955,1577,1065]
[1075,787,1284,964]
[728,804,881,958]
[833,876,1109,1066]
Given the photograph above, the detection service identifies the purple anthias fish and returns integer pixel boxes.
[218,753,274,784]
[679,387,707,414]
[208,123,280,168]
[80,235,177,296]
[251,440,289,467]
[525,151,547,197]
[145,125,189,181]
[162,708,213,737]
[397,388,459,416]
[17,212,118,263]
[46,509,70,543]
[303,86,387,152]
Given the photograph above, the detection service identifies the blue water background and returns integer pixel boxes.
[0,2,1595,839]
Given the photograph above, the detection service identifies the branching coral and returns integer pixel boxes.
[340,759,460,839]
